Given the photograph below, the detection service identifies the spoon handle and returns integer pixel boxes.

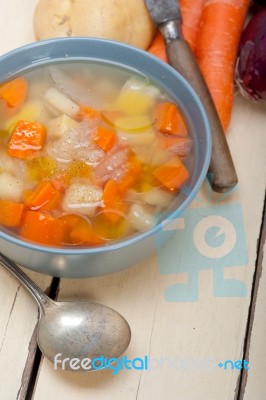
[0,253,53,311]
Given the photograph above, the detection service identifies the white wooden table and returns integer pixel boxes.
[0,1,265,399]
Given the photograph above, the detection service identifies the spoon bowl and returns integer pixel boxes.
[38,299,131,371]
[0,253,131,372]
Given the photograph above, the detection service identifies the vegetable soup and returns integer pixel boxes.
[0,62,193,247]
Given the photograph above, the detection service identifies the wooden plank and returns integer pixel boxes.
[33,95,266,400]
[240,205,266,400]
[0,1,51,399]
[0,268,51,400]
[0,0,37,56]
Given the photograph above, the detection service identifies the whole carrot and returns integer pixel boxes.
[147,0,205,60]
[179,0,205,51]
[195,0,251,130]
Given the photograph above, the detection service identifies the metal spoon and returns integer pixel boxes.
[0,253,131,372]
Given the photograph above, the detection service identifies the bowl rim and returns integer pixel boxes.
[0,37,212,254]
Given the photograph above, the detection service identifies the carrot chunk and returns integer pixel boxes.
[102,179,126,223]
[0,200,24,227]
[153,158,190,191]
[0,77,28,109]
[7,120,46,159]
[155,102,188,137]
[118,157,142,195]
[93,126,116,152]
[24,181,61,211]
[57,214,104,246]
[78,105,100,121]
[20,210,65,246]
[70,225,104,246]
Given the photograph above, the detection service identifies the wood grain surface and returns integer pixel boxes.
[0,1,265,399]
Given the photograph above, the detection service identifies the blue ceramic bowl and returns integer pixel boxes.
[0,38,211,277]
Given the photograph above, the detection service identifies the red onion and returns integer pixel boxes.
[235,8,266,101]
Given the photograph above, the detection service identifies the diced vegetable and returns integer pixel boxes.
[142,187,175,208]
[61,160,92,185]
[4,100,49,131]
[70,222,104,246]
[57,214,104,246]
[26,156,57,181]
[24,181,61,211]
[46,120,105,165]
[128,203,154,232]
[0,77,28,109]
[121,77,160,99]
[236,8,266,101]
[112,90,154,115]
[0,172,23,201]
[0,153,18,175]
[20,210,65,246]
[149,144,171,166]
[44,87,80,118]
[95,149,128,180]
[94,213,129,240]
[117,129,155,147]
[101,110,125,127]
[114,115,153,132]
[101,179,126,223]
[155,102,188,136]
[93,126,116,151]
[159,136,193,159]
[47,114,79,138]
[0,200,24,227]
[117,157,142,194]
[62,183,103,216]
[95,78,119,102]
[153,157,190,191]
[7,120,46,159]
[48,66,103,109]
[78,105,101,121]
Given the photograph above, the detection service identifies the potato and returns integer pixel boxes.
[62,183,103,216]
[128,204,154,232]
[34,0,156,50]
[0,172,23,202]
[47,114,79,139]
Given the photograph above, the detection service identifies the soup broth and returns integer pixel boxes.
[0,62,193,247]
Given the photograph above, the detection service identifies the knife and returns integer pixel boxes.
[145,0,238,193]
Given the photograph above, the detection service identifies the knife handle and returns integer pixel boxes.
[165,35,238,193]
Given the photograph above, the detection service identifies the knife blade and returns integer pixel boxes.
[145,0,181,25]
[146,0,238,193]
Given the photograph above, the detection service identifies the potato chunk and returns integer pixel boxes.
[128,204,154,232]
[0,172,23,202]
[62,183,103,216]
